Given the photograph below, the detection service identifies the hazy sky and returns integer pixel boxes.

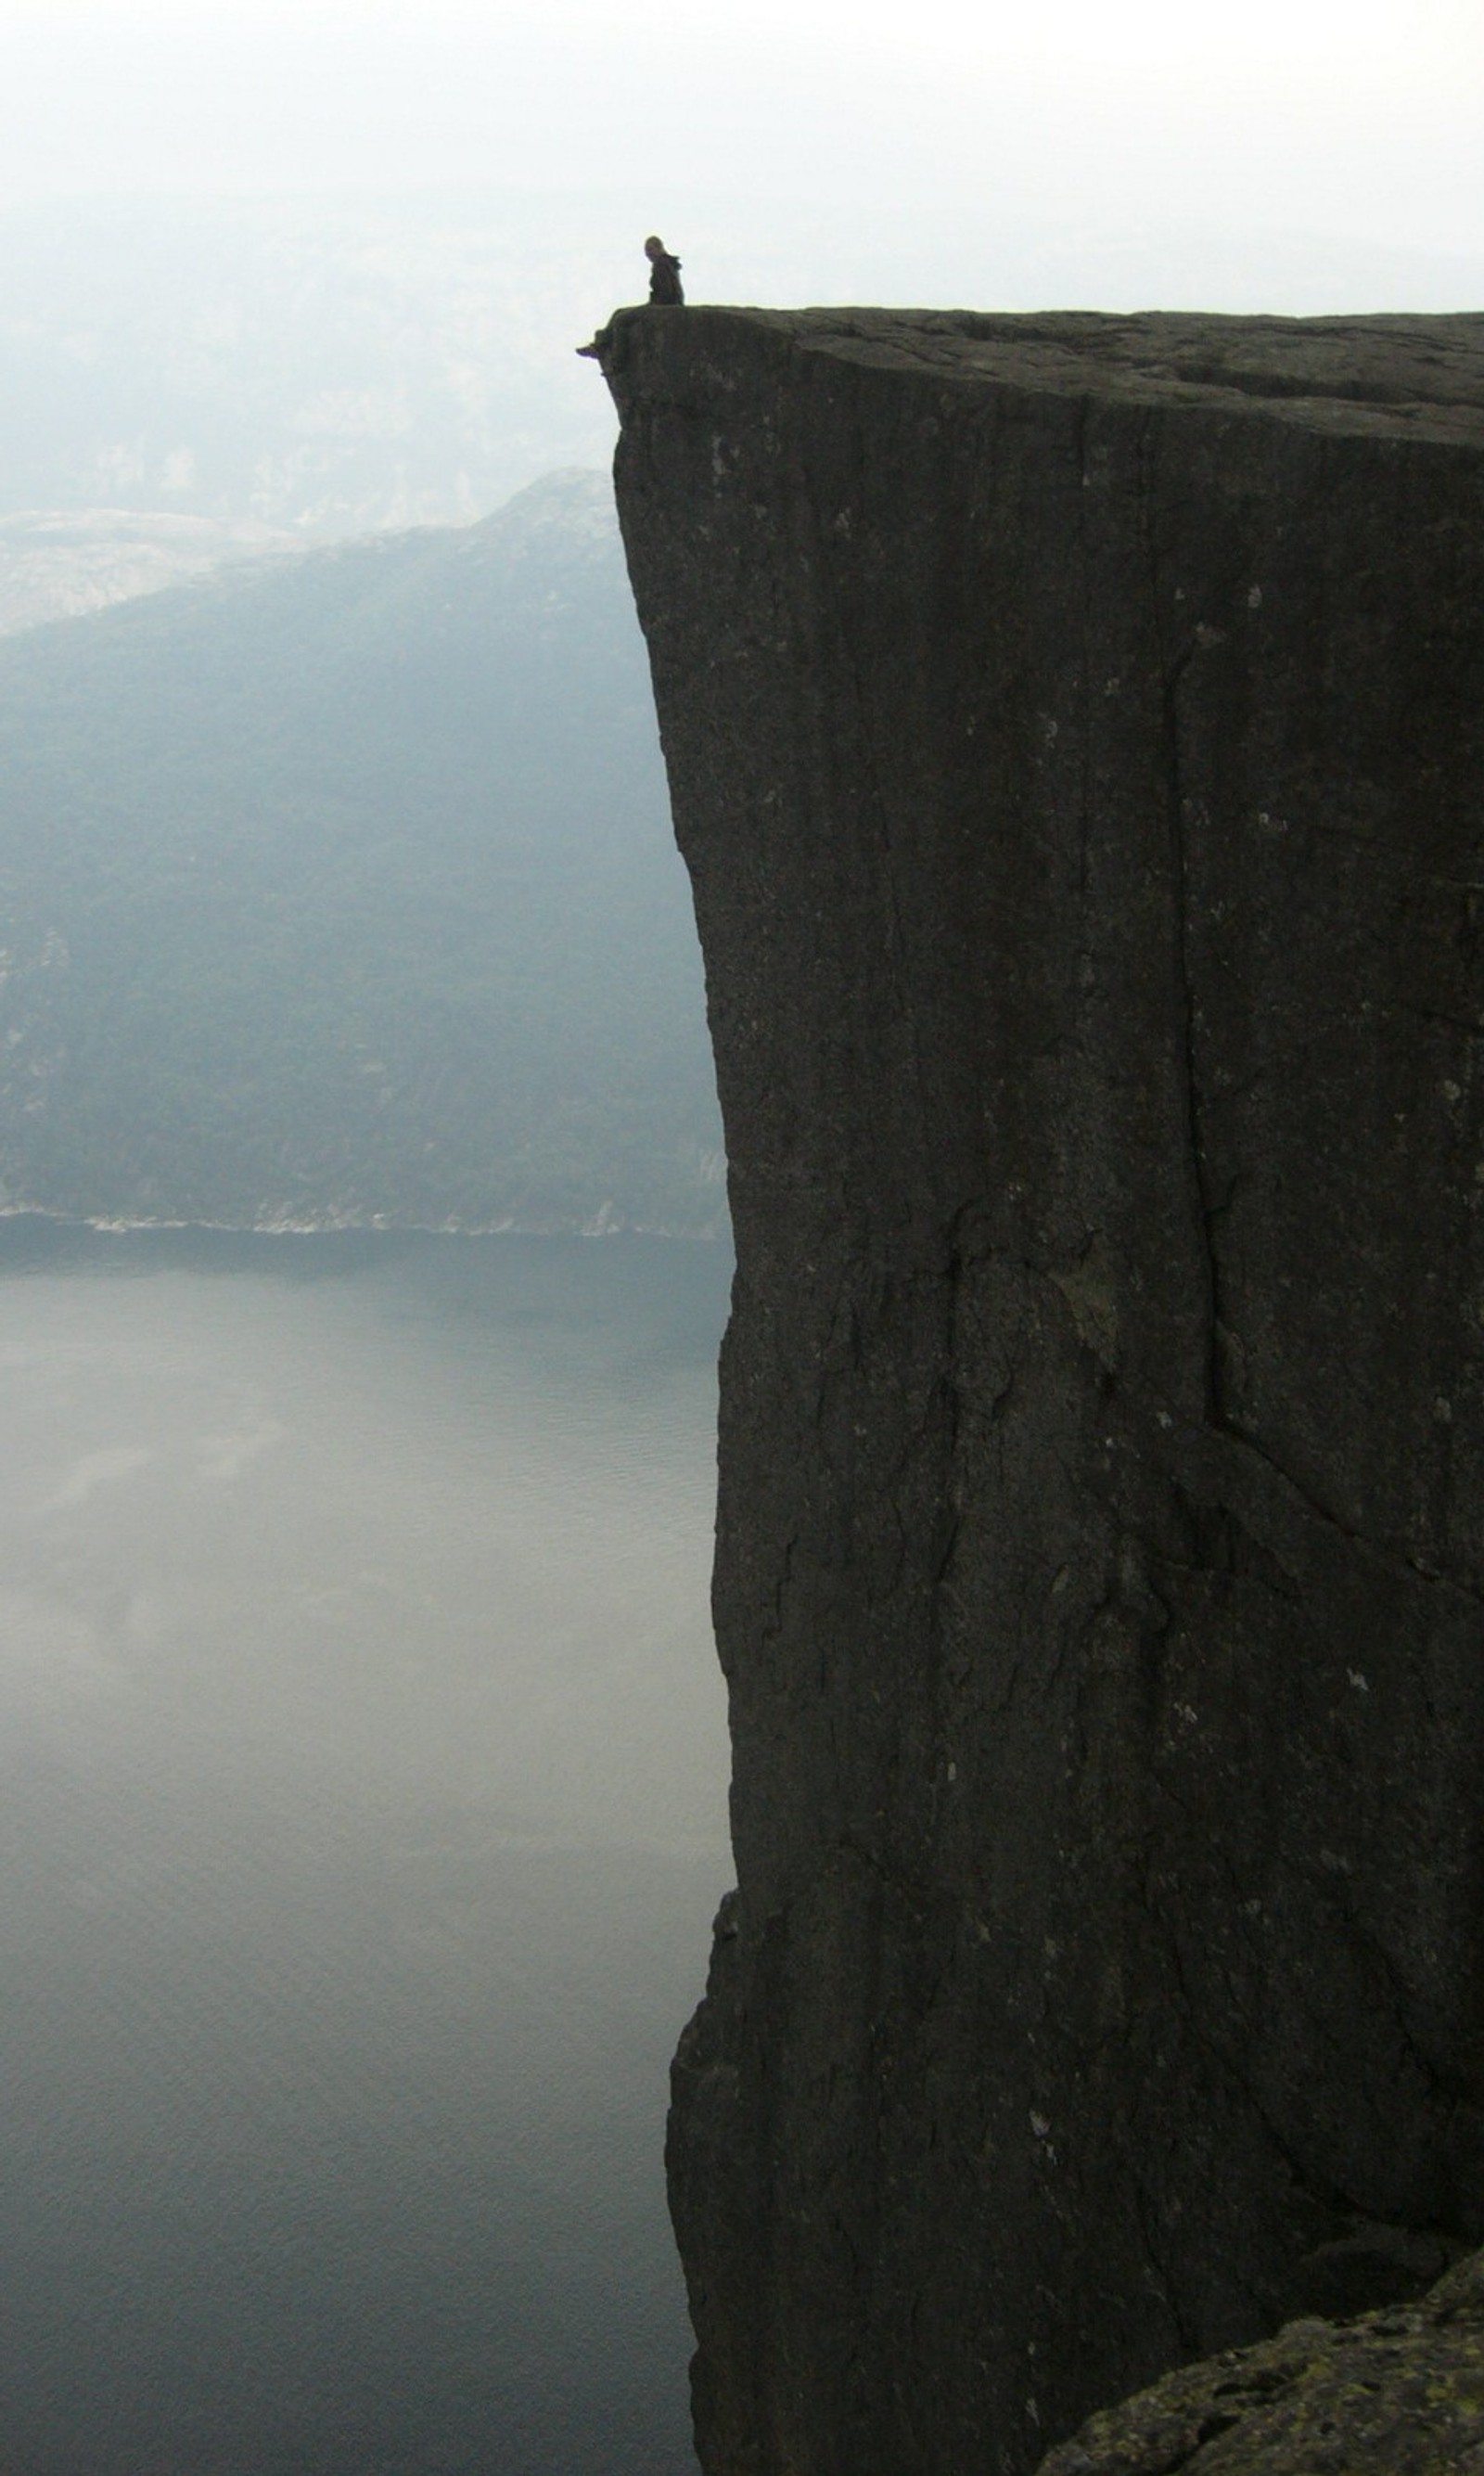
[0,0,1479,280]
[0,0,1476,326]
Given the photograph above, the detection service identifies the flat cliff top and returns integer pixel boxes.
[596,305,1484,444]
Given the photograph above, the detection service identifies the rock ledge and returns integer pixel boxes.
[1038,2248,1484,2474]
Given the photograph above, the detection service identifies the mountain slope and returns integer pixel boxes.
[0,469,723,1234]
[0,509,301,636]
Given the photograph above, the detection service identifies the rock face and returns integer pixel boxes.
[1034,2243,1484,2475]
[590,308,1484,2475]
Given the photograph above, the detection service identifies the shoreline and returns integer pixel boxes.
[0,1201,728,1245]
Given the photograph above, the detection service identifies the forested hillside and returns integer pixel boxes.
[0,469,724,1234]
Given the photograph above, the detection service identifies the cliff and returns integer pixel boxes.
[587,307,1484,2475]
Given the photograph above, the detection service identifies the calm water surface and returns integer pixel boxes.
[0,1221,733,2476]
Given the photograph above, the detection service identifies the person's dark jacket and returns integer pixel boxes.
[648,250,684,305]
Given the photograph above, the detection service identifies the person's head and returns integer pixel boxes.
[644,236,666,262]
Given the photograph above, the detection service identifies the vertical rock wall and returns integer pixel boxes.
[594,308,1484,2476]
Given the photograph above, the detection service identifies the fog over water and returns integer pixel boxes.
[0,1220,731,2476]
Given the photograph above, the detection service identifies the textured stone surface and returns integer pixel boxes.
[1035,2244,1484,2474]
[591,308,1484,2476]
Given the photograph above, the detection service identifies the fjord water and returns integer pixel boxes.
[0,1219,731,2476]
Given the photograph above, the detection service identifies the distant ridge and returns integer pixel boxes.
[0,470,723,1237]
[0,508,302,637]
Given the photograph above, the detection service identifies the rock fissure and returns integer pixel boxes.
[1139,406,1226,1438]
[1211,1416,1484,1612]
[1073,393,1098,932]
[1149,1880,1394,2232]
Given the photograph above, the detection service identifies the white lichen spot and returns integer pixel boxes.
[1030,2111,1051,2140]
[1175,1701,1198,1728]
[946,1762,957,1783]
[1347,1669,1371,1692]
[1040,715,1059,747]
[1050,1567,1070,1597]
[1247,584,1263,608]
[1157,1409,1172,1430]
[1434,1395,1454,1424]
[1195,622,1226,648]
[1442,1080,1463,1103]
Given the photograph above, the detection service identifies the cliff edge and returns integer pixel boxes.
[590,307,1484,2475]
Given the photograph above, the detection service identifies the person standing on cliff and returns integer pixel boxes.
[644,236,684,304]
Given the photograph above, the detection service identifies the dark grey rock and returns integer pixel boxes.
[1034,2243,1484,2475]
[589,307,1484,2476]
[1274,2218,1466,2322]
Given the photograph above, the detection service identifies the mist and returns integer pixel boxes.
[0,0,1478,314]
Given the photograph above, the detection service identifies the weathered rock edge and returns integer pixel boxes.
[1034,2242,1484,2474]
[590,307,1484,2476]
